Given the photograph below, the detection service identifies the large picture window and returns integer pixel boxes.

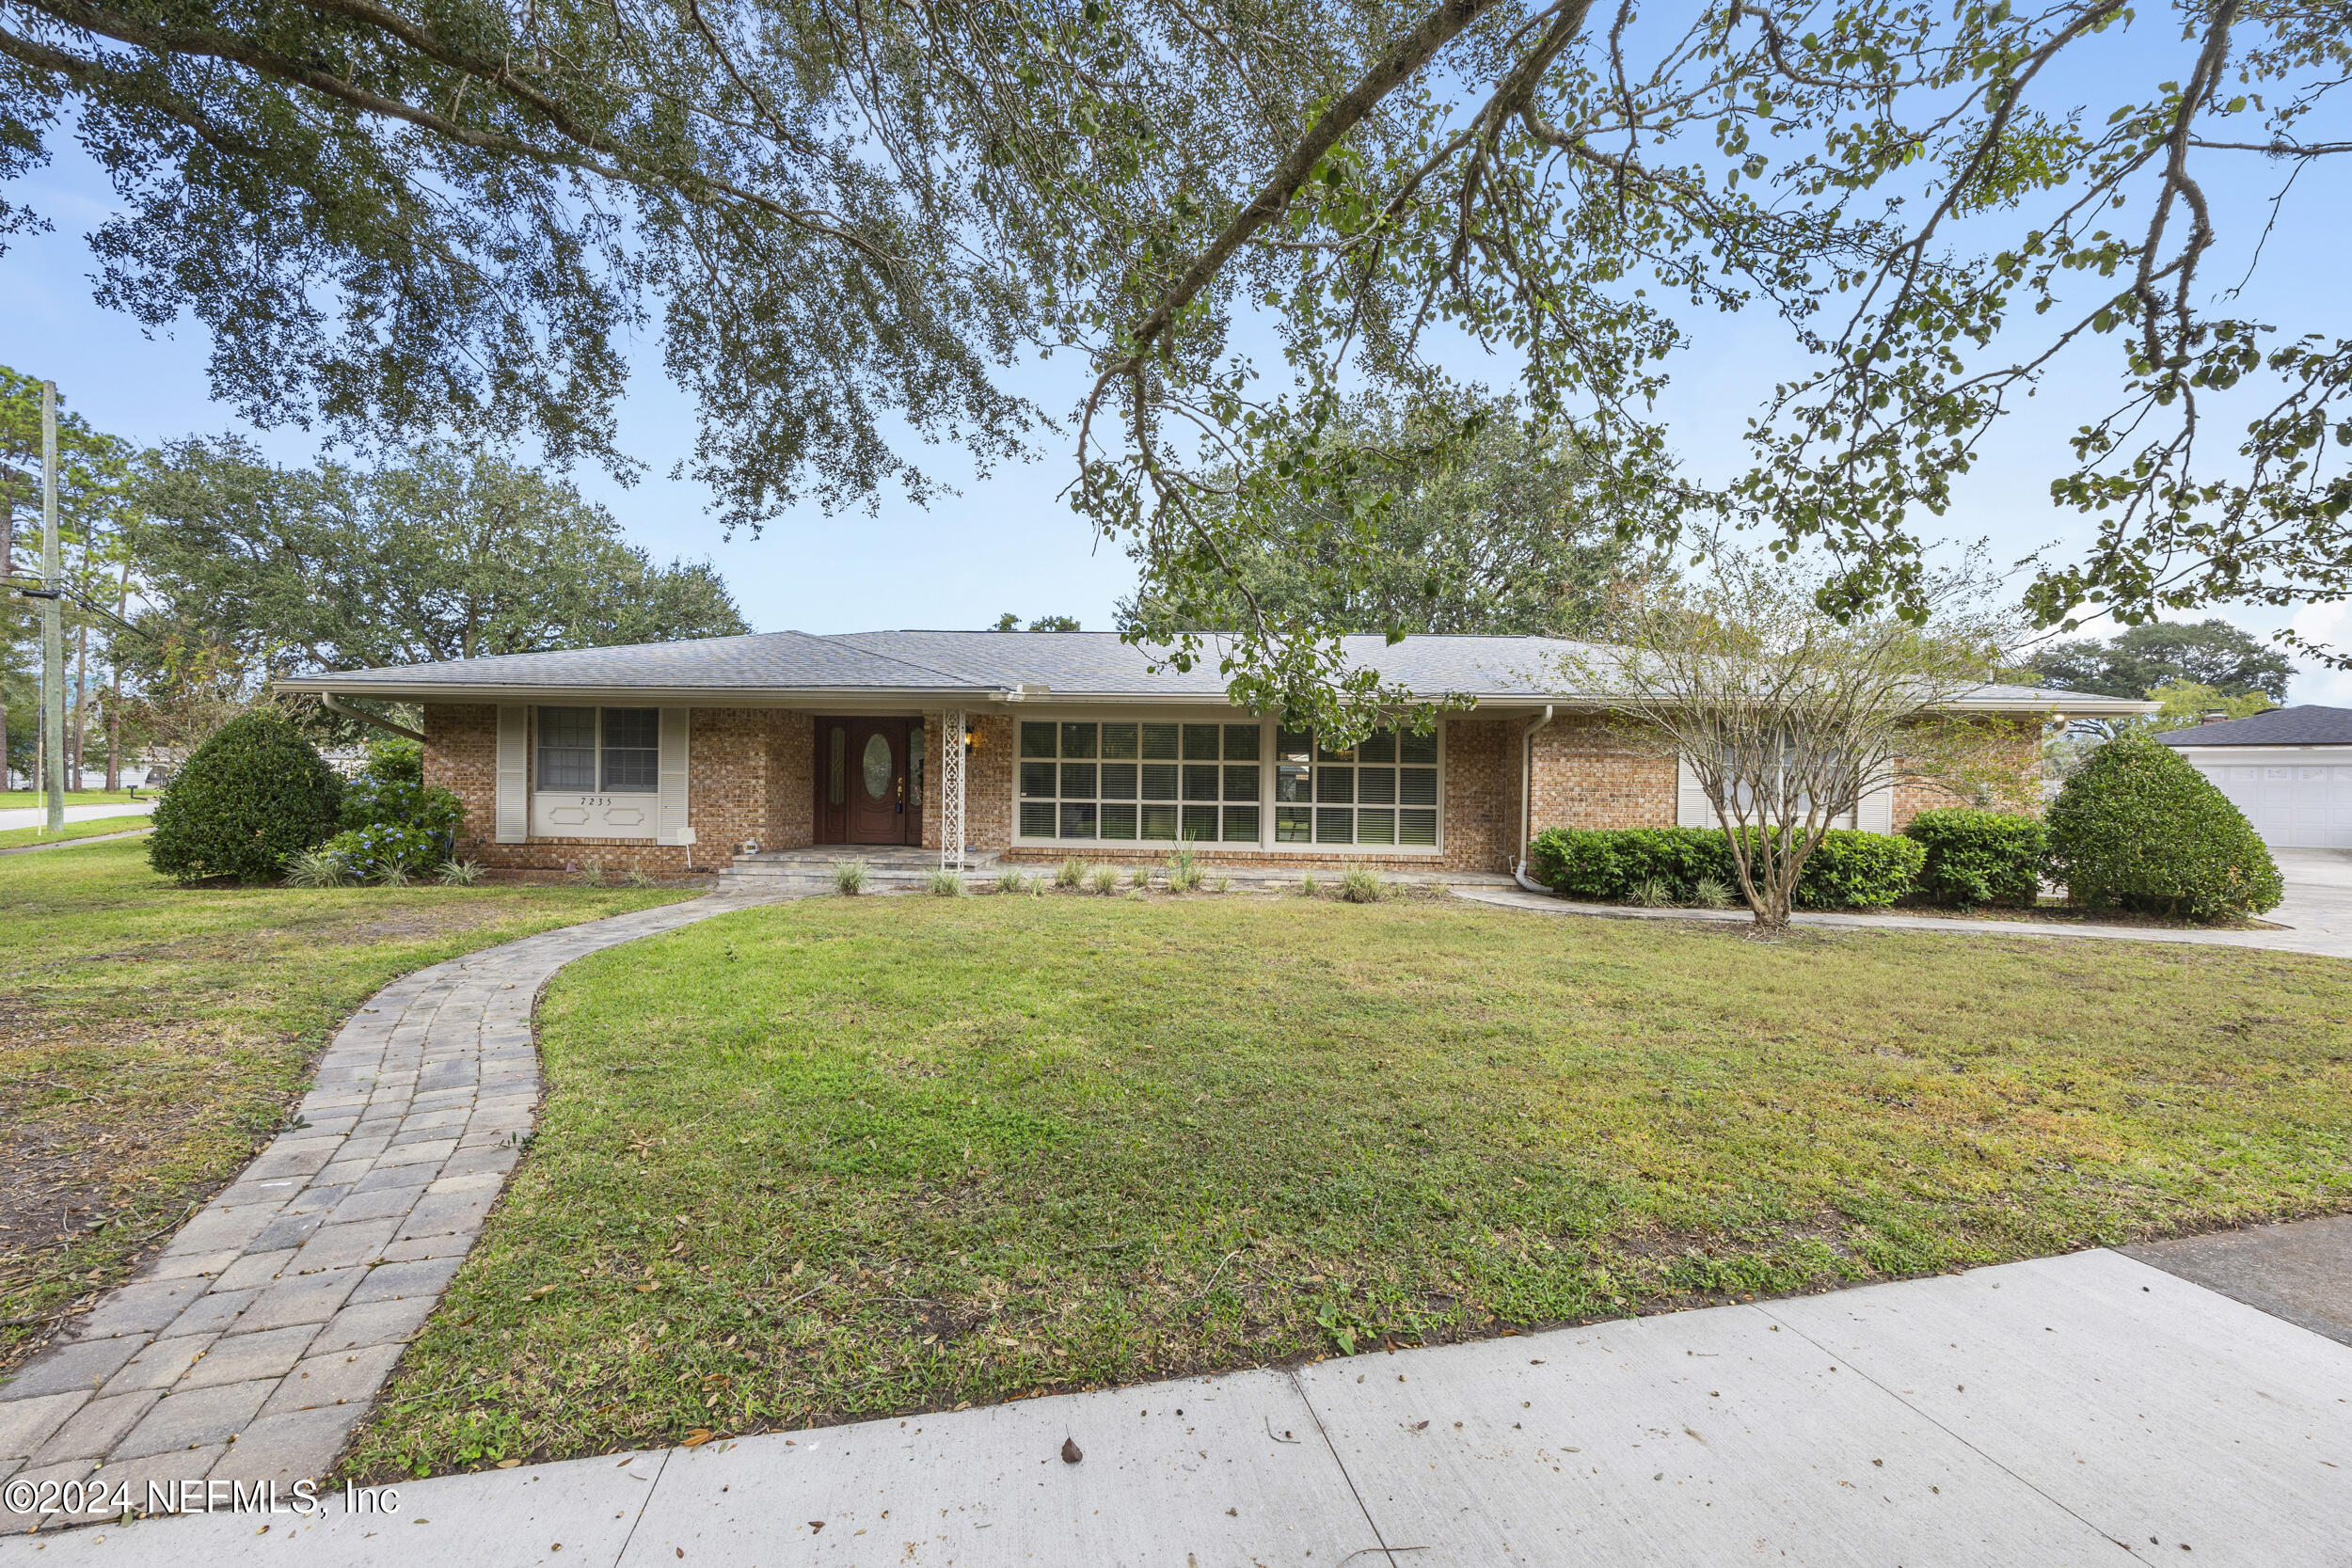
[537,706,660,793]
[1276,726,1438,846]
[1019,720,1262,843]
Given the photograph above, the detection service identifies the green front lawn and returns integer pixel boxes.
[0,813,152,849]
[350,894,2352,1479]
[0,840,696,1366]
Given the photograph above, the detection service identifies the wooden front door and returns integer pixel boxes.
[817,718,917,845]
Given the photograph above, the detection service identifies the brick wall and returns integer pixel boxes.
[424,704,499,850]
[1891,716,2044,829]
[767,714,815,848]
[920,710,1015,853]
[1439,718,1518,873]
[1528,715,1678,843]
[423,703,814,874]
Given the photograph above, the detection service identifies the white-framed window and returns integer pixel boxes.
[1276,726,1438,847]
[1019,720,1263,844]
[1011,715,1442,850]
[537,706,659,793]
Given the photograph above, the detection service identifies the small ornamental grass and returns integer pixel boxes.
[1690,875,1734,909]
[437,859,486,887]
[833,859,871,895]
[1090,865,1120,895]
[925,867,967,897]
[2044,733,2282,921]
[282,848,351,890]
[993,869,1032,896]
[1338,867,1388,904]
[1164,843,1204,892]
[1054,857,1087,889]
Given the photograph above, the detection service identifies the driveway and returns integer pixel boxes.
[2270,847,2352,948]
[0,801,155,832]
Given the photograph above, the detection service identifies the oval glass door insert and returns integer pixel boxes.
[862,732,894,800]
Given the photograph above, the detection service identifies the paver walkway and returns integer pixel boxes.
[11,1240,2349,1565]
[0,891,782,1530]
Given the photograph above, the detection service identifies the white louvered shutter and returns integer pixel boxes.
[656,707,694,846]
[1676,754,1712,828]
[495,705,529,844]
[1853,765,1895,835]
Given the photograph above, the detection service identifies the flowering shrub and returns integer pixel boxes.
[323,822,451,881]
[332,739,465,878]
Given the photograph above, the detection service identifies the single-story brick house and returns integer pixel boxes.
[276,630,2149,876]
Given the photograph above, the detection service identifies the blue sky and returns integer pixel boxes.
[4,39,2346,703]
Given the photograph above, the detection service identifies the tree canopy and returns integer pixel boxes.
[1119,389,1659,642]
[5,0,2345,730]
[2025,618,2296,703]
[124,439,748,682]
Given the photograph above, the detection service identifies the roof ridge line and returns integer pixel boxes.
[820,630,1004,691]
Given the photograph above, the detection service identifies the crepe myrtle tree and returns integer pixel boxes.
[3,0,2346,737]
[1567,551,2030,931]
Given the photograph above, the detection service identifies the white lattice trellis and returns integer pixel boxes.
[939,708,965,871]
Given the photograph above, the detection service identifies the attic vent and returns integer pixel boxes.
[1016,683,1051,699]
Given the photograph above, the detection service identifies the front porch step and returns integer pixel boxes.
[713,846,996,893]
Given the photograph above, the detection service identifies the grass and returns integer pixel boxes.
[0,839,695,1368]
[0,789,147,810]
[350,895,2352,1479]
[0,815,152,850]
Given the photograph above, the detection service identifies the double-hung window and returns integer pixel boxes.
[1275,726,1438,846]
[537,706,660,793]
[1019,721,1262,843]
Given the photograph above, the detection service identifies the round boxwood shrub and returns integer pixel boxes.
[2043,733,2282,920]
[148,713,343,884]
[1905,808,2048,909]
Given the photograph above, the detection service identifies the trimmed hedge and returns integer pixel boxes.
[2044,733,2282,921]
[1904,808,2047,909]
[147,713,342,884]
[1529,825,1923,910]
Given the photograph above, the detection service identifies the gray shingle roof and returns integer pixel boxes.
[2156,705,2352,748]
[272,629,2153,712]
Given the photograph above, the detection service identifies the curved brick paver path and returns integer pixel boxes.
[0,890,785,1530]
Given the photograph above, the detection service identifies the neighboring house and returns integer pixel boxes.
[274,630,2146,875]
[2159,705,2352,848]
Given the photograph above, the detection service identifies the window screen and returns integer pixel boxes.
[537,707,597,789]
[1276,725,1438,847]
[599,707,660,792]
[1020,720,1262,842]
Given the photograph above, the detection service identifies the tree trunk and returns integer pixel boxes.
[0,495,12,789]
[105,561,128,790]
[72,617,88,789]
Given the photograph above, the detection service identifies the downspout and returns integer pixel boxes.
[322,693,427,745]
[1513,705,1554,894]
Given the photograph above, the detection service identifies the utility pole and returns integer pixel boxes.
[41,380,63,832]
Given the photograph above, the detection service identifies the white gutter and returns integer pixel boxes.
[1513,705,1555,893]
[322,693,426,744]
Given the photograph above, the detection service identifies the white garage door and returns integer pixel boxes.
[2194,761,2352,847]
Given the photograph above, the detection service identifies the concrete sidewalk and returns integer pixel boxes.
[14,1245,2347,1566]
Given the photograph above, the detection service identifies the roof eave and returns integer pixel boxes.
[272,677,1011,705]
